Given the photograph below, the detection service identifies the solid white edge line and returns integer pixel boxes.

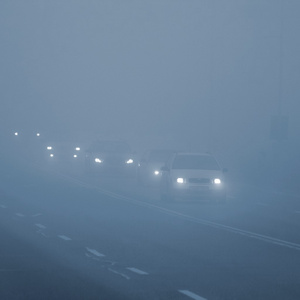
[15,213,25,217]
[126,267,148,275]
[58,235,72,241]
[52,173,300,251]
[179,290,207,300]
[86,247,105,257]
[35,224,46,229]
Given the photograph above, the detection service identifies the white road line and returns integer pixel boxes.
[35,224,46,229]
[32,213,42,217]
[126,267,148,275]
[15,213,25,217]
[55,173,300,251]
[108,268,130,280]
[0,204,7,208]
[179,290,207,300]
[86,247,105,257]
[58,235,72,241]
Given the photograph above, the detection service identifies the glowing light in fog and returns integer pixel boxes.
[75,147,80,151]
[73,154,77,158]
[14,132,18,136]
[177,178,185,183]
[214,178,221,184]
[47,146,52,150]
[154,170,160,175]
[36,133,40,137]
[126,159,134,164]
[95,158,102,163]
[50,154,54,157]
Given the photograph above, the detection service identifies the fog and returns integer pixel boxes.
[1,0,300,173]
[1,2,300,299]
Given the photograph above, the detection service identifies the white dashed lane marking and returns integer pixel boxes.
[35,224,46,229]
[32,213,42,217]
[58,235,72,241]
[126,267,149,275]
[179,290,207,300]
[85,247,105,257]
[15,213,25,217]
[108,268,130,280]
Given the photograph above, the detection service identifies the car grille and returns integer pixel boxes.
[188,178,210,184]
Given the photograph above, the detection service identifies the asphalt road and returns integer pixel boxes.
[1,156,300,299]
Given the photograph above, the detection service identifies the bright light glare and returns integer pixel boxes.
[177,178,185,184]
[154,170,160,175]
[14,132,18,136]
[126,159,134,164]
[75,147,80,151]
[95,158,102,163]
[214,178,221,184]
[47,146,52,150]
[36,133,40,137]
[73,154,77,158]
[50,154,54,157]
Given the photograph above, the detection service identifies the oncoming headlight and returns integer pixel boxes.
[177,178,185,184]
[154,170,160,175]
[95,158,102,163]
[126,159,134,164]
[214,178,221,184]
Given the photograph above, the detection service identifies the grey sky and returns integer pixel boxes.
[1,0,299,156]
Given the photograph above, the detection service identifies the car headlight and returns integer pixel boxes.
[176,178,186,184]
[126,159,134,164]
[154,170,160,175]
[75,147,80,151]
[50,154,54,158]
[73,154,78,158]
[47,146,52,150]
[95,158,102,163]
[214,178,221,184]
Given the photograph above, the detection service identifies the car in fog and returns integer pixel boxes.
[85,140,136,175]
[137,149,176,185]
[44,142,82,163]
[160,152,227,202]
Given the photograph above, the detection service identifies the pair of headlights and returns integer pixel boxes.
[94,158,134,164]
[176,178,222,184]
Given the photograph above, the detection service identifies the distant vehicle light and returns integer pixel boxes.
[177,178,185,184]
[214,178,221,184]
[154,170,160,175]
[50,154,54,157]
[73,154,78,158]
[47,146,52,150]
[14,132,18,136]
[126,159,134,164]
[95,158,102,163]
[75,147,80,151]
[36,133,40,137]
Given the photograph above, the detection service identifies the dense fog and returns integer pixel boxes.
[1,0,300,184]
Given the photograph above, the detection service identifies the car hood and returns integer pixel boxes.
[170,169,223,179]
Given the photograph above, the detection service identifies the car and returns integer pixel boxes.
[84,140,137,175]
[160,152,227,202]
[137,149,176,185]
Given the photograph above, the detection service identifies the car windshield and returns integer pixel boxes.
[172,155,220,170]
[148,151,173,163]
[89,141,131,153]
